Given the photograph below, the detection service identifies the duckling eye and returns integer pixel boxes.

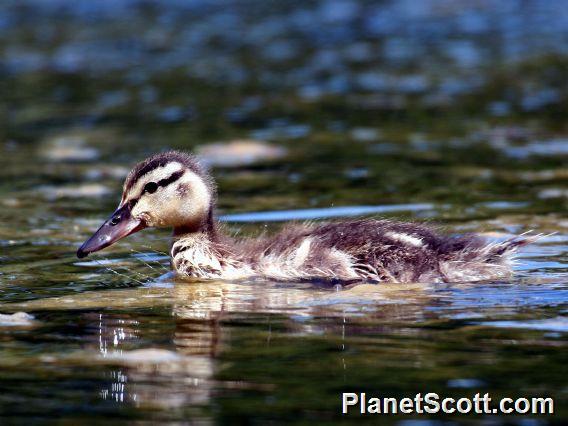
[144,182,158,194]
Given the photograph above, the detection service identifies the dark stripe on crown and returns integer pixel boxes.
[124,150,205,194]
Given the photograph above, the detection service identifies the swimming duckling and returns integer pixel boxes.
[77,150,531,283]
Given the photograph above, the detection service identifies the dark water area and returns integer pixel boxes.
[1,0,567,424]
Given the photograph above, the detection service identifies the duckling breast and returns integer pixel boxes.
[171,234,253,280]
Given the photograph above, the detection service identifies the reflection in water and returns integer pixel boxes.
[100,369,128,403]
[92,309,216,410]
[88,279,443,409]
[97,314,139,356]
[95,314,139,404]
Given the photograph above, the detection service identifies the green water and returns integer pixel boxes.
[1,1,567,424]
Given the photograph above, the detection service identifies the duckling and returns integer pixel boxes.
[77,150,532,283]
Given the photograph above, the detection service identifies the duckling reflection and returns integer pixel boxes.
[88,279,440,409]
[1,278,441,410]
[92,311,215,411]
[92,313,141,405]
[171,279,439,324]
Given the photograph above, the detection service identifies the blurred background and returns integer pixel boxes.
[2,0,567,218]
[1,0,567,423]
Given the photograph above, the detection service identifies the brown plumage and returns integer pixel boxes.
[77,150,533,283]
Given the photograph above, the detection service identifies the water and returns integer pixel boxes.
[1,0,567,423]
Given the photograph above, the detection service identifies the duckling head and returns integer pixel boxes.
[77,151,215,258]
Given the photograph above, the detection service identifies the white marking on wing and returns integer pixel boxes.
[385,232,424,247]
[292,238,312,267]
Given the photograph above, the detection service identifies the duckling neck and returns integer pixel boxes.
[170,209,246,279]
[172,208,220,241]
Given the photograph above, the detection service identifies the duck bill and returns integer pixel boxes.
[77,204,146,258]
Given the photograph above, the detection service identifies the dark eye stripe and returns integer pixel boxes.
[137,170,185,197]
[126,170,186,205]
[157,169,185,188]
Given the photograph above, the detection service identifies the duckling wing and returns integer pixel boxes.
[304,219,527,283]
[308,219,443,282]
